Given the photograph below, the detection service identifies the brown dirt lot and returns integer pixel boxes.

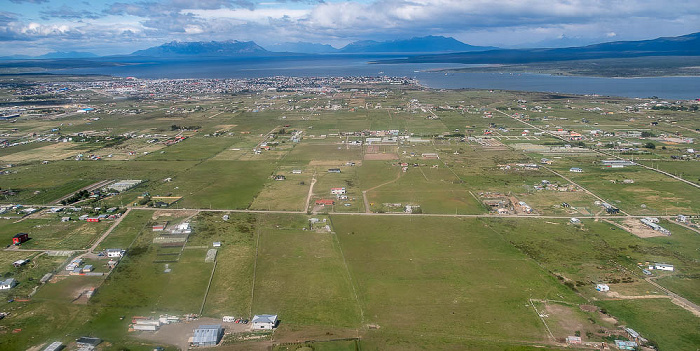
[135,317,252,350]
[0,143,90,162]
[363,153,398,160]
[618,218,668,238]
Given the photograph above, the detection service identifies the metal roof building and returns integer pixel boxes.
[43,341,64,351]
[252,314,278,330]
[192,325,223,347]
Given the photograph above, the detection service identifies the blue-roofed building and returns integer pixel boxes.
[614,340,638,350]
[191,325,223,347]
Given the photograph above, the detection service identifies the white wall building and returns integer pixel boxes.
[252,314,278,330]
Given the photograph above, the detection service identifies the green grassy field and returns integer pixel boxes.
[331,215,582,350]
[1,78,699,351]
[596,299,700,351]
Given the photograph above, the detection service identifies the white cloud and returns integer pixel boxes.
[185,7,309,22]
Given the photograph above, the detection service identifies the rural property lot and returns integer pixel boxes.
[331,216,581,350]
[1,76,699,351]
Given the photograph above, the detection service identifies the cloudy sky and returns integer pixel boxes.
[3,0,700,56]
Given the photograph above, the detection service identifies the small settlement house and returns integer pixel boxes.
[595,284,610,292]
[106,249,125,258]
[315,199,335,206]
[252,314,278,330]
[12,233,29,245]
[330,187,346,195]
[0,278,18,290]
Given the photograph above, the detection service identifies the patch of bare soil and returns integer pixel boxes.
[618,218,667,238]
[579,305,598,313]
[364,153,398,160]
[151,210,199,220]
[606,291,671,299]
[135,317,251,350]
[544,303,586,336]
[272,326,360,344]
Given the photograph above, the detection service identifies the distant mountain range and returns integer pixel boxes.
[0,51,98,60]
[130,40,269,57]
[338,36,496,53]
[1,32,699,68]
[376,32,700,64]
[125,36,495,57]
[267,42,339,54]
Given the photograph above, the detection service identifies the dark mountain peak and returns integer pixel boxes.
[131,40,269,57]
[266,42,339,54]
[38,51,98,59]
[340,36,496,53]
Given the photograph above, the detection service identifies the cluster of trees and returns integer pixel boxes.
[170,124,201,131]
[60,190,90,205]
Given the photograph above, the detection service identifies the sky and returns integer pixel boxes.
[2,0,700,56]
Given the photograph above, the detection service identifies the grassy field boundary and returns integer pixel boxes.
[328,216,364,325]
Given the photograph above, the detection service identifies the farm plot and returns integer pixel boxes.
[596,299,700,351]
[148,160,274,209]
[250,170,312,211]
[252,214,362,329]
[364,164,483,214]
[0,217,110,250]
[548,157,700,215]
[332,216,581,350]
[198,212,257,317]
[0,142,91,162]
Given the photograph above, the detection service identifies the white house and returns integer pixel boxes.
[106,249,125,258]
[330,187,346,195]
[650,263,674,271]
[252,314,278,330]
[0,278,17,290]
[595,284,609,292]
[569,167,583,173]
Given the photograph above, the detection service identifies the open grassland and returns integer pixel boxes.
[139,136,236,161]
[596,299,700,351]
[0,142,91,162]
[655,275,700,306]
[96,209,153,250]
[1,160,196,204]
[250,171,312,211]
[1,80,699,351]
[548,156,700,215]
[252,214,362,329]
[363,162,483,214]
[0,252,67,297]
[0,217,110,250]
[149,160,275,209]
[484,218,700,290]
[198,212,256,317]
[331,216,581,350]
